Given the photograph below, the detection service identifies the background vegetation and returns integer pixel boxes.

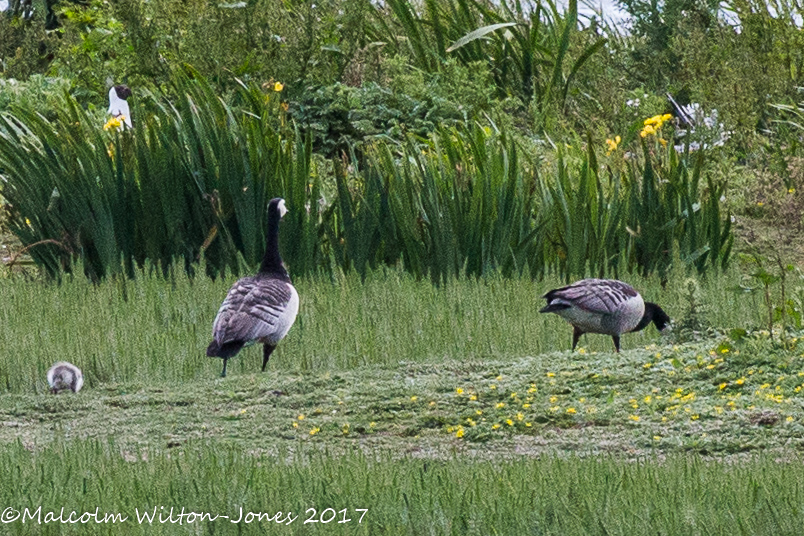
[3,0,802,283]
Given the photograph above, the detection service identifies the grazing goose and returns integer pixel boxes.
[206,198,299,377]
[107,84,132,128]
[47,362,84,393]
[540,278,670,352]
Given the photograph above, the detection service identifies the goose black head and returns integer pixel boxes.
[631,302,670,333]
[268,197,288,220]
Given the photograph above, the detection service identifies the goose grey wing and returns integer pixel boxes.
[212,277,293,344]
[544,279,638,315]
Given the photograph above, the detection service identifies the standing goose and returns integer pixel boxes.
[206,198,299,377]
[47,361,84,393]
[540,278,670,352]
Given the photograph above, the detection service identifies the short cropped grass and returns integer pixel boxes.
[1,268,804,533]
[0,440,804,535]
[0,266,767,394]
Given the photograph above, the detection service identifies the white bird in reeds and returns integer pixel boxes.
[206,198,299,377]
[47,361,84,393]
[540,278,670,352]
[107,84,132,128]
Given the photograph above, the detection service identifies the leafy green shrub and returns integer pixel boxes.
[0,3,60,79]
[292,57,508,156]
[45,0,372,99]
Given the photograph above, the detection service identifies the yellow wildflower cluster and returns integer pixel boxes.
[605,135,621,155]
[640,113,672,139]
[103,116,125,132]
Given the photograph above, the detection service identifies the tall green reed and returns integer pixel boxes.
[0,70,320,280]
[0,73,731,283]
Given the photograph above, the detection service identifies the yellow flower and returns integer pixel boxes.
[653,435,661,441]
[546,372,555,377]
[787,416,794,422]
[605,135,621,154]
[496,402,505,409]
[492,423,501,430]
[718,383,727,390]
[297,414,305,420]
[410,396,418,402]
[628,414,640,421]
[292,422,298,428]
[456,388,464,395]
[309,427,320,435]
[103,116,123,131]
[517,412,524,421]
[274,81,284,92]
[506,419,514,426]
[566,407,576,414]
[456,428,465,438]
[640,124,656,138]
[469,394,477,401]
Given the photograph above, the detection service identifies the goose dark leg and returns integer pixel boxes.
[262,344,276,372]
[572,326,583,350]
[612,335,621,353]
[221,358,229,378]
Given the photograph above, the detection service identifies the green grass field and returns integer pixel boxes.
[2,267,804,534]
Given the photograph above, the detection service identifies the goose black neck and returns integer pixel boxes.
[632,302,659,333]
[632,302,668,332]
[258,210,288,279]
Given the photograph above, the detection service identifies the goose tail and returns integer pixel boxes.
[206,340,245,359]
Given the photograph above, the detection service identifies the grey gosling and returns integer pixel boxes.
[47,361,84,393]
[206,198,299,377]
[540,278,670,352]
